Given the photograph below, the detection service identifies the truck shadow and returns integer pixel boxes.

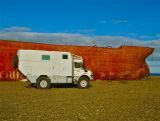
[51,84,77,88]
[51,84,92,88]
[26,83,92,89]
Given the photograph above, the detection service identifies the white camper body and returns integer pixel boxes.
[15,50,93,89]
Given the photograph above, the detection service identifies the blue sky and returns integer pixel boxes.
[0,0,160,40]
[0,0,160,73]
[0,0,160,62]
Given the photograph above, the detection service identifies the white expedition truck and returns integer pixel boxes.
[13,50,93,89]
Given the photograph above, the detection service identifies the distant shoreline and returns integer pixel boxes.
[149,73,160,76]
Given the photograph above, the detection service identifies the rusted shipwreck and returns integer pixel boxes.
[0,40,154,81]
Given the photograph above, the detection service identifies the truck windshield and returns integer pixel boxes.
[74,62,85,69]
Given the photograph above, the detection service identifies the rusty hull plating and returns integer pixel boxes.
[0,40,154,81]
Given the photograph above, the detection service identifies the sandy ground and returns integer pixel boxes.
[0,76,160,121]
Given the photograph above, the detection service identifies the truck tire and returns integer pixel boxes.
[36,77,51,89]
[77,77,90,89]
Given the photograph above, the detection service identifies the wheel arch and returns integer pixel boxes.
[78,75,90,81]
[37,75,51,82]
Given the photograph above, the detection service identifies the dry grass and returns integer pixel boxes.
[0,76,160,121]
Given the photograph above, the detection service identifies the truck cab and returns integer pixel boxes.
[13,50,93,89]
[73,55,93,88]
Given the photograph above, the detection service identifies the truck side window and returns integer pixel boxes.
[62,54,68,59]
[42,55,50,60]
[75,62,83,68]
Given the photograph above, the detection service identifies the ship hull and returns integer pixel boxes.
[0,40,154,81]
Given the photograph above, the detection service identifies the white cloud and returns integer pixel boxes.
[0,26,159,61]
[138,35,151,39]
[68,29,96,34]
[0,31,92,45]
[137,35,159,39]
[112,19,128,24]
[1,26,31,32]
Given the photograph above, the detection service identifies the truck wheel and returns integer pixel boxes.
[77,77,90,89]
[36,77,51,89]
